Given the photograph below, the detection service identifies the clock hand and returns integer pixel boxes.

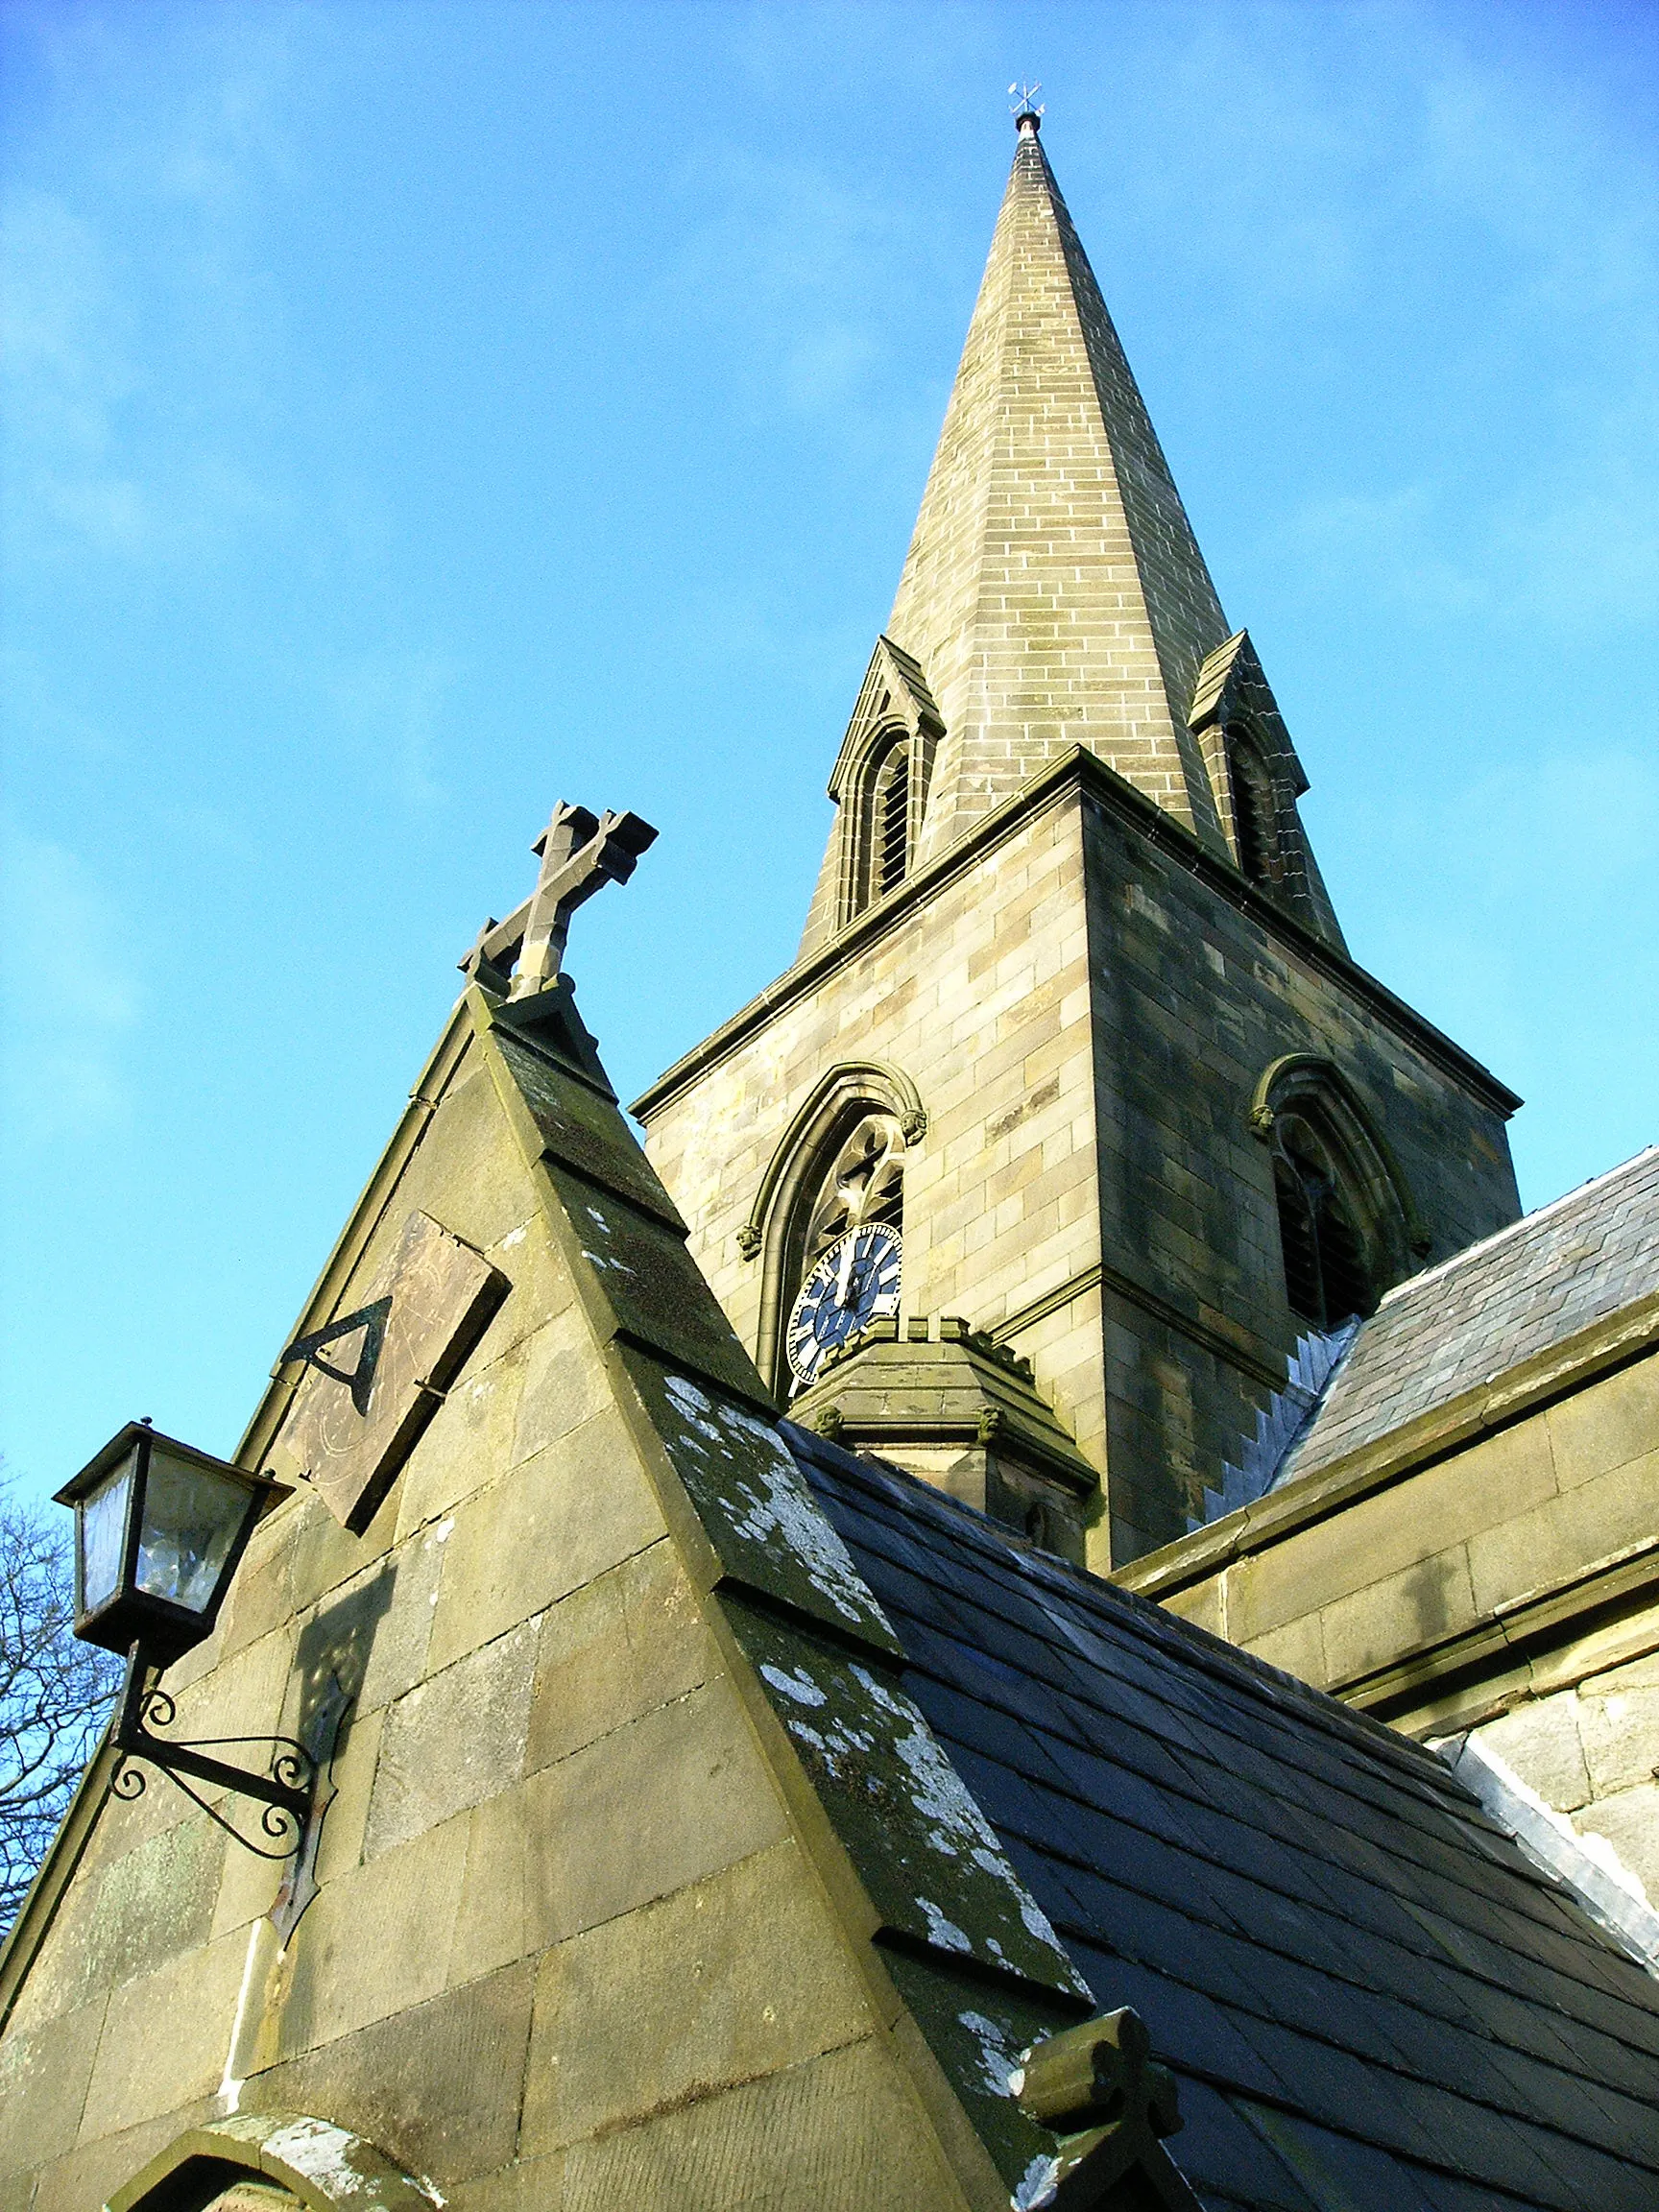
[836,1233,858,1309]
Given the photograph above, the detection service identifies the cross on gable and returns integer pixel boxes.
[461,802,658,998]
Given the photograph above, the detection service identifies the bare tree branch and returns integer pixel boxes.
[0,1477,120,1936]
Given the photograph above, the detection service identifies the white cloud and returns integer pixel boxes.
[326,646,460,812]
[0,828,142,1141]
[0,12,300,573]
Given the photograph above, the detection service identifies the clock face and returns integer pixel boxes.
[785,1224,902,1388]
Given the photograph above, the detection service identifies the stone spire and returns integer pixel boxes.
[891,112,1233,863]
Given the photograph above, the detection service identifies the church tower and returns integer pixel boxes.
[634,111,1523,1568]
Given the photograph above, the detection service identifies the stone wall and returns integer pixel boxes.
[1079,786,1520,1554]
[641,786,1107,1485]
[641,757,1520,1569]
[0,1021,973,2212]
[1119,1334,1659,1918]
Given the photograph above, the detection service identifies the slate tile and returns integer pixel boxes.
[1171,2083,1325,2210]
[1234,2105,1447,2211]
[794,1426,1659,2207]
[1068,1948,1298,2105]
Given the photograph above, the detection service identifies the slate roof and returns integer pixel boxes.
[1284,1145,1659,1483]
[787,1423,1659,2212]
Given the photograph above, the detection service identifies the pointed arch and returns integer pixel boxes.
[1249,1055,1427,1328]
[1227,728,1283,890]
[814,636,944,934]
[1188,630,1347,952]
[107,2116,437,2212]
[740,1060,926,1395]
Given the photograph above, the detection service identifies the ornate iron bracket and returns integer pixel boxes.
[110,1647,317,1863]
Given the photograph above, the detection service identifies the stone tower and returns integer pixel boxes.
[634,113,1523,1568]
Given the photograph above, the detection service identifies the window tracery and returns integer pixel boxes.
[1249,1054,1423,1334]
[1270,1113,1374,1329]
[782,1110,907,1391]
[741,1061,926,1397]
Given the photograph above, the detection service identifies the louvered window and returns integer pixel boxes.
[1229,732,1281,887]
[873,748,909,898]
[1273,1114,1376,1329]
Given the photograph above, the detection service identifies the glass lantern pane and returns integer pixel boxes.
[79,1452,136,1612]
[135,1447,250,1617]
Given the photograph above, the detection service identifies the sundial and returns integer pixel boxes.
[278,1209,508,1531]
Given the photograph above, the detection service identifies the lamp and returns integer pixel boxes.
[57,1421,315,1859]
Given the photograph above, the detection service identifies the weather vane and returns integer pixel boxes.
[1008,81,1044,123]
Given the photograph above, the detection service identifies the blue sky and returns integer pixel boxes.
[3,0,1656,1503]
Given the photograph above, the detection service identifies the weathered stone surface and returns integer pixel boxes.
[522,1680,789,1949]
[391,1327,538,1542]
[1548,1355,1659,1490]
[14,1806,226,2031]
[0,2000,103,2175]
[721,1598,1092,2004]
[246,1962,535,2195]
[78,1932,250,2138]
[448,1786,530,1984]
[365,1623,538,1862]
[526,1535,715,1773]
[623,1353,901,1652]
[426,1414,665,1675]
[1479,1695,1593,1815]
[544,1165,768,1404]
[640,762,1520,1567]
[445,2149,564,2212]
[519,1840,874,2156]
[1575,1780,1659,1903]
[396,1060,544,1261]
[489,1027,685,1233]
[557,2036,956,2212]
[1467,1453,1658,1616]
[508,1309,618,1472]
[27,2111,199,2212]
[271,1809,470,2057]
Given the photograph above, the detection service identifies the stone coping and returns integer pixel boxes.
[1116,1288,1659,1607]
[106,2114,438,2212]
[630,746,1522,1124]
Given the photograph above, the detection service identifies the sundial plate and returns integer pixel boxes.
[283,1209,508,1531]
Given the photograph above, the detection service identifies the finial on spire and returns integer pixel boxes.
[1008,81,1044,133]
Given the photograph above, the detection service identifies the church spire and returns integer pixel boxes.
[893,109,1233,862]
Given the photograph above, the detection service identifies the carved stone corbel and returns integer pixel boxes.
[1009,2008,1202,2210]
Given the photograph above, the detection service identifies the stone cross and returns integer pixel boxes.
[461,803,658,998]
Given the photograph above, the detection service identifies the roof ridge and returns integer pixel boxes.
[1378,1145,1659,1310]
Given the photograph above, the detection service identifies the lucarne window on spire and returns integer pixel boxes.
[1228,730,1283,889]
[870,743,910,902]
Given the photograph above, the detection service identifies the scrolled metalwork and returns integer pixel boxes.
[153,1761,303,1861]
[108,1644,317,1862]
[139,1682,177,1730]
[260,1800,301,1849]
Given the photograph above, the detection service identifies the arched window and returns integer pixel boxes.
[1271,1114,1374,1329]
[1250,1054,1423,1334]
[739,1061,926,1396]
[873,747,909,898]
[1228,729,1282,888]
[779,1109,907,1392]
